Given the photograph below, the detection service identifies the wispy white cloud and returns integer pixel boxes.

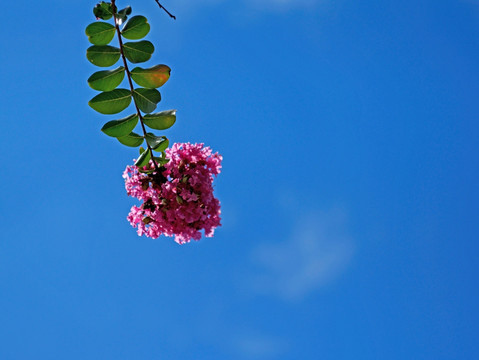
[251,208,354,301]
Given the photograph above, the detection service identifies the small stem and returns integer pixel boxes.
[154,0,176,20]
[111,0,159,172]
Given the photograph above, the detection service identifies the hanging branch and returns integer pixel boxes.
[111,0,160,171]
[85,1,223,244]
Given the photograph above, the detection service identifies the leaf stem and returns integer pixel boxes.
[111,0,159,172]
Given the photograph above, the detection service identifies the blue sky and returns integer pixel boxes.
[1,0,479,358]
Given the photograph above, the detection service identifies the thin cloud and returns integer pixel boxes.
[251,208,354,301]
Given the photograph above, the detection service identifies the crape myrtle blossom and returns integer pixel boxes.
[123,143,222,244]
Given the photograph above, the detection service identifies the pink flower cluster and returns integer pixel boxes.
[123,143,222,244]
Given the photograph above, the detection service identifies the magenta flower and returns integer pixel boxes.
[123,143,222,244]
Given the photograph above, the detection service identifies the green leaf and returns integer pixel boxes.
[85,22,115,45]
[86,45,120,67]
[130,65,170,88]
[154,151,169,163]
[120,6,132,15]
[138,169,155,174]
[156,139,169,152]
[123,41,154,63]
[133,88,161,113]
[101,114,138,137]
[88,66,125,91]
[116,6,132,24]
[117,132,144,147]
[135,148,151,167]
[88,88,132,114]
[121,15,150,40]
[145,133,169,152]
[154,156,170,165]
[93,2,113,20]
[143,110,176,130]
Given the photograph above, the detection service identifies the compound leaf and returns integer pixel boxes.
[88,88,132,114]
[86,45,120,67]
[135,147,151,167]
[146,133,169,152]
[143,110,176,130]
[93,2,113,20]
[130,65,170,88]
[117,132,144,147]
[116,6,132,25]
[133,88,161,113]
[88,66,125,91]
[85,22,115,45]
[121,15,150,40]
[123,41,154,63]
[101,114,138,137]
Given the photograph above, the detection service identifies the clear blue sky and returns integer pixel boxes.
[1,0,478,358]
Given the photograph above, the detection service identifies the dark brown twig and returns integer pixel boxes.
[154,0,176,20]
